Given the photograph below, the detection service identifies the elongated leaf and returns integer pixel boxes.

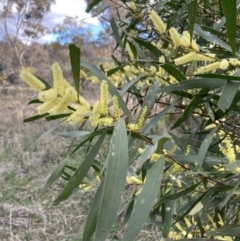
[86,0,101,12]
[158,78,226,93]
[203,99,215,121]
[95,119,128,241]
[53,131,106,205]
[194,23,232,53]
[82,180,104,240]
[122,156,165,241]
[137,136,160,167]
[196,73,240,81]
[138,81,159,123]
[187,0,198,41]
[161,64,186,82]
[197,125,220,167]
[142,99,179,135]
[153,182,201,210]
[219,181,240,209]
[110,18,123,49]
[43,158,68,191]
[58,131,91,138]
[119,73,146,96]
[28,99,42,105]
[24,113,49,122]
[132,37,165,59]
[162,196,174,238]
[171,97,202,130]
[218,81,238,112]
[45,113,70,121]
[69,44,81,97]
[221,0,236,56]
[208,228,240,237]
[81,59,133,120]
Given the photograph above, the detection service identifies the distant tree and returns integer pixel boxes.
[0,0,55,68]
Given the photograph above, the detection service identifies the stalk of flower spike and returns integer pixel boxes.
[169,27,182,47]
[174,52,196,65]
[149,10,166,34]
[20,69,46,92]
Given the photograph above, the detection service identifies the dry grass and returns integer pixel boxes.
[0,86,162,241]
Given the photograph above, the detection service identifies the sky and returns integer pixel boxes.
[41,0,102,43]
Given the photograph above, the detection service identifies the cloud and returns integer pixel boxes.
[44,0,100,29]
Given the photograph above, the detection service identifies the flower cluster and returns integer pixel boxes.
[20,63,123,128]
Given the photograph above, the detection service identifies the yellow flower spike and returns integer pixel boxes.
[96,117,113,127]
[127,123,139,132]
[217,213,224,226]
[137,106,148,129]
[204,123,217,130]
[174,52,196,66]
[79,184,93,191]
[187,233,193,239]
[149,65,157,74]
[67,105,90,125]
[185,145,191,155]
[129,1,136,12]
[112,96,120,119]
[149,10,166,34]
[193,53,216,62]
[220,59,229,70]
[100,80,109,115]
[169,27,182,47]
[49,87,75,115]
[176,179,182,188]
[80,70,87,78]
[20,69,46,92]
[184,217,192,228]
[150,153,161,161]
[169,76,178,84]
[52,62,72,96]
[89,113,101,127]
[138,148,145,154]
[126,42,135,60]
[37,98,60,115]
[195,62,221,74]
[156,56,165,77]
[86,76,100,83]
[135,187,142,196]
[181,31,199,51]
[38,89,58,102]
[219,135,236,163]
[229,58,240,66]
[128,176,143,185]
